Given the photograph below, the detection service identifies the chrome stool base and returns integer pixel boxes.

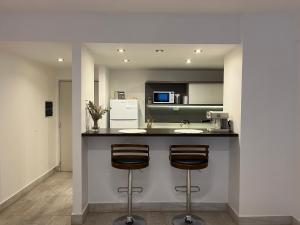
[113,215,146,225]
[172,214,205,225]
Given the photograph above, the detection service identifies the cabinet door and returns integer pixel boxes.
[188,83,223,104]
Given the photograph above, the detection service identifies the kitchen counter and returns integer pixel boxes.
[82,127,238,210]
[82,128,238,137]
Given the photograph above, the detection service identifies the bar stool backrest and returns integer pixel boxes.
[111,144,150,170]
[111,144,150,158]
[169,145,209,158]
[169,145,209,170]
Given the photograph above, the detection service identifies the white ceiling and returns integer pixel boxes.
[0,0,299,13]
[0,42,72,69]
[0,42,236,70]
[86,43,237,69]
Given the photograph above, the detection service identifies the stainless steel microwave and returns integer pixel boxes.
[153,91,175,104]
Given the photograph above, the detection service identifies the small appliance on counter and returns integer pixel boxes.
[147,96,152,104]
[174,94,181,104]
[153,91,175,104]
[206,111,230,133]
[110,99,139,128]
[183,95,189,104]
[113,91,126,99]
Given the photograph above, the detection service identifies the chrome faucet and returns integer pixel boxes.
[146,118,153,129]
[180,119,190,127]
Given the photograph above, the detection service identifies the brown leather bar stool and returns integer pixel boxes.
[111,144,150,225]
[169,145,209,225]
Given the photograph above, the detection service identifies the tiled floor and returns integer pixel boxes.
[0,172,72,225]
[84,211,237,225]
[0,172,236,225]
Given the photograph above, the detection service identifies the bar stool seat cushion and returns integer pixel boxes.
[171,155,208,170]
[112,156,149,170]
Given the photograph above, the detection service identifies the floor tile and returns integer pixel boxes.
[0,172,236,225]
[0,172,72,225]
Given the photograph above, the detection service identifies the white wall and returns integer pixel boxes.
[239,15,297,217]
[75,14,299,220]
[56,69,72,81]
[109,69,223,127]
[88,136,230,204]
[97,66,110,128]
[1,12,299,220]
[0,13,240,217]
[223,47,242,134]
[72,44,83,215]
[81,47,95,132]
[88,68,231,206]
[0,50,58,204]
[81,46,95,213]
[223,46,243,214]
[72,45,95,216]
[0,13,240,44]
[293,42,300,221]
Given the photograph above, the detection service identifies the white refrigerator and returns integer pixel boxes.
[110,99,139,128]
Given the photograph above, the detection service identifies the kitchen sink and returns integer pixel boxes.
[174,129,204,134]
[118,129,147,134]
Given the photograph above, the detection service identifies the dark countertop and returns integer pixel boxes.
[82,128,238,137]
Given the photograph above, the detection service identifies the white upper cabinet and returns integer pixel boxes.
[188,83,223,104]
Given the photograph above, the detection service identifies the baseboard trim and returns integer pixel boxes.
[226,205,293,225]
[238,216,292,225]
[227,204,239,223]
[89,202,227,213]
[71,205,89,225]
[0,166,58,212]
[292,218,300,225]
[71,202,299,225]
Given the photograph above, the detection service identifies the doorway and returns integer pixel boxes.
[59,81,72,172]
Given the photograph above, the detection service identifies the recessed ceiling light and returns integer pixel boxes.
[123,59,130,63]
[57,57,64,62]
[117,48,126,53]
[186,59,192,64]
[155,49,165,53]
[194,49,204,54]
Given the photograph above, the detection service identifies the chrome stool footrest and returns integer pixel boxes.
[172,214,205,225]
[175,185,200,193]
[118,187,143,193]
[126,216,133,224]
[113,215,146,225]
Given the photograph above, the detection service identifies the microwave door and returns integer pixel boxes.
[154,92,170,103]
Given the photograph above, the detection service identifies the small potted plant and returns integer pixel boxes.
[86,101,110,131]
